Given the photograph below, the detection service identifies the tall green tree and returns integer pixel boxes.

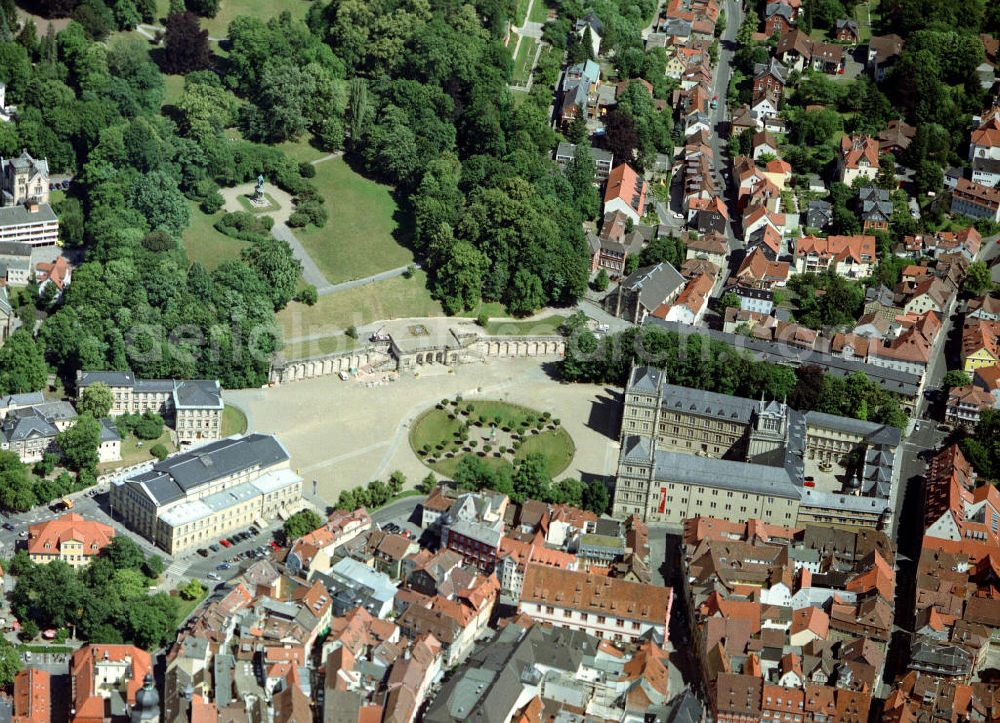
[0,331,49,395]
[78,382,114,418]
[56,413,102,473]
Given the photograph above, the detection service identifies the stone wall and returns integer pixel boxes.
[268,334,566,385]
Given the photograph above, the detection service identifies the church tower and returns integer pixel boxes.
[746,397,788,466]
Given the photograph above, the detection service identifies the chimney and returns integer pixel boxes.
[26,200,37,213]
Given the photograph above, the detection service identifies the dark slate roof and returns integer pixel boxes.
[628,366,665,395]
[127,434,289,506]
[99,418,120,443]
[754,57,789,83]
[651,448,801,499]
[0,241,31,257]
[77,370,136,388]
[1,409,57,443]
[0,203,57,227]
[859,186,892,221]
[0,391,44,408]
[173,380,223,409]
[620,262,686,313]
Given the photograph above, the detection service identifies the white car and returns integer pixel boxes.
[672,212,684,219]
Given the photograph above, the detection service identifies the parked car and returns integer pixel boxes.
[197,548,209,557]
[216,562,230,570]
[208,572,221,581]
[269,540,281,551]
[219,539,232,548]
[61,180,70,189]
[2,523,15,531]
[209,544,220,552]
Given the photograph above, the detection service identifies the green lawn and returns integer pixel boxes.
[854,0,877,42]
[282,335,362,361]
[222,405,247,436]
[237,192,282,213]
[514,0,530,25]
[163,74,185,106]
[458,301,509,319]
[154,0,309,38]
[529,0,553,24]
[484,315,567,336]
[276,270,444,339]
[276,136,329,164]
[173,585,208,626]
[410,400,574,479]
[181,202,249,270]
[512,37,538,86]
[294,158,414,284]
[99,430,176,473]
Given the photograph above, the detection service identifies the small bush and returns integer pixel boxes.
[345,325,359,339]
[201,190,224,214]
[295,285,318,306]
[476,312,489,327]
[287,210,310,227]
[298,161,317,178]
[150,444,169,461]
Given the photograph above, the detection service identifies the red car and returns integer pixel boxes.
[269,540,281,551]
[220,538,232,548]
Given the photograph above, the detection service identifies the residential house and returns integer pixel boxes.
[751,88,781,120]
[868,34,903,82]
[13,668,50,723]
[868,313,939,377]
[27,514,115,569]
[838,136,880,185]
[554,142,614,181]
[559,60,601,128]
[776,28,813,71]
[835,18,860,43]
[0,400,78,463]
[606,261,687,323]
[967,293,1000,321]
[859,186,893,231]
[794,234,877,278]
[574,14,603,56]
[729,285,775,315]
[497,536,578,598]
[322,557,398,618]
[903,277,952,316]
[974,364,1000,403]
[945,385,995,428]
[689,196,729,234]
[373,534,419,580]
[951,178,1000,222]
[742,206,785,243]
[806,199,833,229]
[877,119,916,156]
[285,508,372,579]
[747,224,783,260]
[764,116,787,134]
[35,255,71,299]
[686,232,729,267]
[734,246,791,289]
[764,3,796,35]
[961,318,999,372]
[731,104,758,135]
[589,211,650,277]
[0,241,30,285]
[70,644,152,723]
[753,58,789,98]
[604,163,649,224]
[663,272,714,325]
[752,130,779,160]
[811,41,846,74]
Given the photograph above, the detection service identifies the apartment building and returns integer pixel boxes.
[518,564,672,645]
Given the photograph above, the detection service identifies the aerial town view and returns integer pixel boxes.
[0,0,998,719]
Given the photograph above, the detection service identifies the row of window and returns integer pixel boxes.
[541,606,642,630]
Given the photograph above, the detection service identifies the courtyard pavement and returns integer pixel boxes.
[224,358,623,507]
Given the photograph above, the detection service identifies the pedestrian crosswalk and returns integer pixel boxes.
[165,559,189,578]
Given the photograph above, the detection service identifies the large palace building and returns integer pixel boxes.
[613,366,902,530]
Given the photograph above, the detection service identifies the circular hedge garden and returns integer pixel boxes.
[409,399,575,479]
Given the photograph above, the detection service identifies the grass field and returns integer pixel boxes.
[222,405,248,436]
[276,136,328,164]
[529,0,553,24]
[99,431,176,473]
[173,585,208,626]
[294,158,414,284]
[281,335,362,361]
[155,0,309,38]
[410,400,574,479]
[181,202,249,270]
[485,315,567,336]
[163,74,185,106]
[276,270,444,339]
[512,37,538,86]
[514,0,530,25]
[237,192,282,213]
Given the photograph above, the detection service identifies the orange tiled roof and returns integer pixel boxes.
[521,565,671,624]
[604,164,648,215]
[840,135,879,169]
[13,668,50,723]
[795,234,876,263]
[27,513,115,559]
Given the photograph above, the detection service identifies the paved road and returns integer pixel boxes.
[271,222,335,295]
[322,264,418,295]
[711,0,743,255]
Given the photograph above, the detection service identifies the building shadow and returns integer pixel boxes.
[585,388,622,438]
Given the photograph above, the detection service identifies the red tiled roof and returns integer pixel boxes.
[604,164,648,215]
[27,514,115,559]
